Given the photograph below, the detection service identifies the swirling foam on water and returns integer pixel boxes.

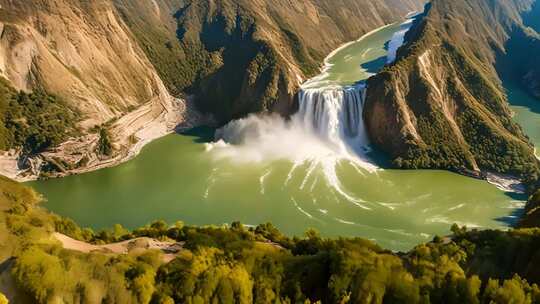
[206,83,377,208]
[205,17,418,211]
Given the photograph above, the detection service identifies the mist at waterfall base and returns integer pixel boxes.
[207,83,377,211]
[206,85,377,207]
[205,18,412,209]
[208,85,373,163]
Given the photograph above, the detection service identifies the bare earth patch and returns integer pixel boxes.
[54,233,184,263]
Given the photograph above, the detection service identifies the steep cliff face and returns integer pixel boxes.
[500,27,540,100]
[364,0,540,183]
[116,0,425,123]
[0,0,178,127]
[0,0,193,180]
[0,0,426,180]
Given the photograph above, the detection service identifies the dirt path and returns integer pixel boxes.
[54,233,183,263]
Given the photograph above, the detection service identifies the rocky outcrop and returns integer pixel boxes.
[364,0,540,183]
[0,0,177,128]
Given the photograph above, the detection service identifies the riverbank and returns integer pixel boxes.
[0,94,208,182]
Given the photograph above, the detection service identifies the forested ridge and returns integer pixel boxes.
[364,0,540,185]
[2,176,540,303]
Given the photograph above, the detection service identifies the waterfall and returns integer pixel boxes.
[202,18,418,212]
[207,82,375,172]
[294,83,370,159]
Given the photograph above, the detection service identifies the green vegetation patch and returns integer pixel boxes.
[0,78,78,153]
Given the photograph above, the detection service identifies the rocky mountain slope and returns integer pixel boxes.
[0,0,181,128]
[0,0,196,181]
[114,0,425,122]
[364,0,540,184]
[0,0,424,180]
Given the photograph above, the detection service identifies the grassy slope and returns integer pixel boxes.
[364,0,540,183]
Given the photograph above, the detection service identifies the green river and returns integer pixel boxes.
[30,20,538,251]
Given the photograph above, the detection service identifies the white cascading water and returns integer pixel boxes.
[296,84,370,160]
[206,17,416,207]
[206,83,377,210]
[208,82,375,172]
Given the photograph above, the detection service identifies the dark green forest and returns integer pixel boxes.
[0,78,78,154]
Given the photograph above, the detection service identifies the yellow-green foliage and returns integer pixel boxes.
[0,175,43,260]
[9,212,540,304]
[12,246,161,304]
[0,293,8,304]
[4,176,540,303]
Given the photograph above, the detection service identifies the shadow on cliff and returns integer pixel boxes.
[495,25,540,113]
[360,55,388,75]
[501,77,540,115]
[177,126,216,144]
[495,196,526,227]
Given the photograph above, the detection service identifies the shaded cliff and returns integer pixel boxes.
[499,26,540,100]
[520,189,540,228]
[364,0,540,183]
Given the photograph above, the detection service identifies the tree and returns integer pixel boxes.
[97,127,113,156]
[0,293,8,304]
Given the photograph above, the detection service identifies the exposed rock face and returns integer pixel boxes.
[0,0,195,180]
[115,0,425,122]
[0,0,425,180]
[0,0,177,128]
[364,0,540,183]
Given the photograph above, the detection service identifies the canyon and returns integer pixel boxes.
[2,0,540,303]
[0,0,424,181]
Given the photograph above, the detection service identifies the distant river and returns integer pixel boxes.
[31,20,534,251]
